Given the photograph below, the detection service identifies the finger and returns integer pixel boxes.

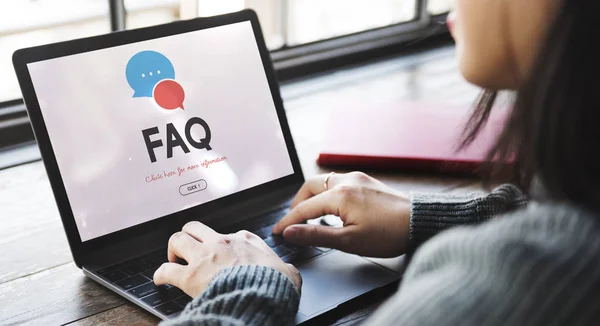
[182,221,220,242]
[168,231,202,263]
[273,191,340,234]
[234,230,265,248]
[290,173,339,208]
[282,224,354,250]
[153,262,187,288]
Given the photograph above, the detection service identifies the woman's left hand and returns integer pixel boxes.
[153,221,302,297]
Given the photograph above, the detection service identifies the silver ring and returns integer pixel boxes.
[324,172,335,191]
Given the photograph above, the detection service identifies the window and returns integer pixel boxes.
[124,0,286,49]
[285,0,417,46]
[125,0,182,30]
[1,0,454,105]
[0,0,111,103]
[123,0,454,50]
[428,0,455,15]
[0,0,453,167]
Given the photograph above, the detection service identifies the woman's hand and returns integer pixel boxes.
[154,221,302,297]
[272,172,410,258]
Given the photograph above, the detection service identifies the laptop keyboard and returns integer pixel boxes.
[95,207,332,316]
[96,249,191,316]
[222,206,330,264]
[261,234,328,263]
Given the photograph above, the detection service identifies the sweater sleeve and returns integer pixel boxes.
[365,203,600,326]
[162,265,299,326]
[408,183,526,253]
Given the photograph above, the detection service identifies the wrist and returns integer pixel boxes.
[394,196,411,254]
[192,265,300,308]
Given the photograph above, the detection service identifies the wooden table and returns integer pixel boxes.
[0,46,483,325]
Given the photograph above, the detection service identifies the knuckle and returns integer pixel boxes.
[339,232,354,247]
[218,235,232,245]
[169,232,182,246]
[308,226,320,238]
[334,185,355,199]
[350,171,369,181]
[299,225,319,239]
[182,221,200,230]
[236,230,254,240]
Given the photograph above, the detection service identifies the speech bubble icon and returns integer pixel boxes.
[153,79,185,110]
[126,51,175,98]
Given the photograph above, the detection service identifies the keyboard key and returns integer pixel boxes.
[283,244,302,252]
[264,236,284,247]
[149,251,166,262]
[116,274,150,290]
[316,247,333,253]
[142,269,157,280]
[141,286,184,306]
[155,302,183,316]
[102,270,127,282]
[129,282,160,298]
[142,291,169,307]
[282,248,323,264]
[121,263,144,276]
[138,258,161,271]
[266,208,289,221]
[272,246,292,257]
[167,286,185,299]
[174,295,193,308]
[252,226,274,239]
[97,265,117,275]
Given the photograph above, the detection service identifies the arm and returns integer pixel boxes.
[164,184,526,326]
[408,184,527,253]
[273,174,527,258]
[366,203,600,325]
[158,179,527,325]
[162,265,299,326]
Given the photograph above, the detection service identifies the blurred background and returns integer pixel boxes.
[0,0,453,103]
[0,0,456,169]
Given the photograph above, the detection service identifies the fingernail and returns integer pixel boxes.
[284,226,298,237]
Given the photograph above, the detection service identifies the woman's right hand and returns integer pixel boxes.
[272,172,411,258]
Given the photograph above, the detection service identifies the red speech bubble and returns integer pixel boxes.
[153,79,185,110]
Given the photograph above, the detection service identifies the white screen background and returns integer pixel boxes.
[28,22,294,241]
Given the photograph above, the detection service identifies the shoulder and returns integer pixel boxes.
[412,202,600,265]
[402,202,600,325]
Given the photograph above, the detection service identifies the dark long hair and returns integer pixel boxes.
[461,1,600,210]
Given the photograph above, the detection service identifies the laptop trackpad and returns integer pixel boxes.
[296,250,399,318]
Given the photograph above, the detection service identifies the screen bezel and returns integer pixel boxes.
[12,10,304,266]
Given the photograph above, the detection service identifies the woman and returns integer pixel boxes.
[154,0,600,324]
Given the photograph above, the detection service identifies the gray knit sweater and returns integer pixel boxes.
[164,184,600,325]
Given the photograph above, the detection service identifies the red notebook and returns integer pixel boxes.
[317,101,508,174]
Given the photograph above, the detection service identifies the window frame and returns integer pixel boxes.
[0,0,451,168]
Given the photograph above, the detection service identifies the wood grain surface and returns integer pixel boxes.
[0,45,483,326]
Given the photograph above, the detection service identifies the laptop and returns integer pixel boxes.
[12,9,400,324]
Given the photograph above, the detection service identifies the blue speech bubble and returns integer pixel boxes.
[126,50,175,98]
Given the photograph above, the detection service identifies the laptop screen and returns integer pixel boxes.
[26,21,294,242]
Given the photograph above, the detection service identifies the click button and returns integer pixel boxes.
[179,179,207,196]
